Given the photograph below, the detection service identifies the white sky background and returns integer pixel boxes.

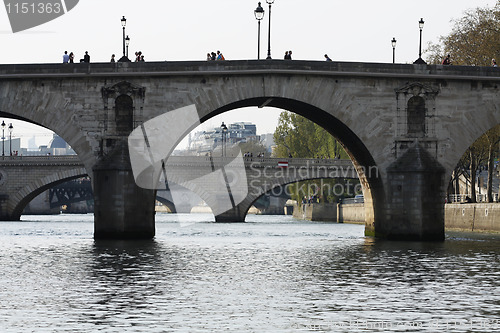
[0,0,497,148]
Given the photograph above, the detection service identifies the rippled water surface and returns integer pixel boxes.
[0,213,499,332]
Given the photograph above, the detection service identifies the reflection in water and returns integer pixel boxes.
[0,214,499,332]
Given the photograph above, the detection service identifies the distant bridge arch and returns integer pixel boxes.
[0,157,87,220]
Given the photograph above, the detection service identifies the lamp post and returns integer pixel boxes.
[1,121,5,157]
[254,2,265,60]
[391,37,397,64]
[221,122,228,157]
[118,16,130,62]
[125,35,130,58]
[413,18,426,64]
[8,123,12,156]
[265,0,275,60]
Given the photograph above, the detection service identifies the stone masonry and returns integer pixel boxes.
[0,60,499,240]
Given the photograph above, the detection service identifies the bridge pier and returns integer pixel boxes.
[215,206,247,223]
[381,144,446,241]
[92,141,156,240]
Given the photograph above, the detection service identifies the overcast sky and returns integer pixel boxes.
[1,0,497,148]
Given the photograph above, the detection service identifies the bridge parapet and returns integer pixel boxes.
[0,155,81,166]
[1,60,499,80]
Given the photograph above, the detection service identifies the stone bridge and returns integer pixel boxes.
[0,155,356,222]
[0,156,86,219]
[0,60,498,240]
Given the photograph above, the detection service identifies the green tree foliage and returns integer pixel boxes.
[231,141,270,158]
[426,1,500,65]
[273,111,349,159]
[273,111,358,204]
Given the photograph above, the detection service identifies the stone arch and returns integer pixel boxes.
[155,196,177,213]
[447,122,500,202]
[237,174,359,223]
[200,97,381,231]
[9,167,88,220]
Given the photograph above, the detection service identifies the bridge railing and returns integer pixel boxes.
[166,156,354,168]
[0,155,82,164]
[448,194,499,203]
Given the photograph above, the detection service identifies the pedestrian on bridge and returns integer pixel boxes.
[62,51,69,64]
[325,54,332,61]
[216,51,225,60]
[442,54,451,65]
[80,51,90,63]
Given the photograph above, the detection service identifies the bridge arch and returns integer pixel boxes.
[186,96,383,231]
[238,173,359,223]
[8,167,87,220]
[447,122,500,203]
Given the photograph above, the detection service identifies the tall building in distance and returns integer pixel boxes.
[20,134,76,156]
[187,122,260,155]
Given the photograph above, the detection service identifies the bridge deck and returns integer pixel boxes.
[0,155,354,169]
[0,60,498,81]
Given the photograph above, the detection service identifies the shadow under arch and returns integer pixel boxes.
[192,96,384,234]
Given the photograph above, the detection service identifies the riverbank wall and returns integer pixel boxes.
[293,203,337,222]
[293,202,500,232]
[337,203,365,224]
[445,203,500,232]
[292,203,365,223]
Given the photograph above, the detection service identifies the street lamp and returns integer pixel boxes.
[8,123,13,156]
[391,37,397,64]
[221,122,228,157]
[413,18,426,64]
[125,35,130,58]
[254,2,265,60]
[1,121,5,157]
[118,16,130,62]
[265,0,275,60]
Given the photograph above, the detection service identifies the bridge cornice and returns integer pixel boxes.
[0,60,499,81]
[0,155,82,167]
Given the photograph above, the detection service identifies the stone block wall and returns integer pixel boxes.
[445,203,500,232]
[337,203,365,224]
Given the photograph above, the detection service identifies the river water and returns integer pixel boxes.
[0,213,499,332]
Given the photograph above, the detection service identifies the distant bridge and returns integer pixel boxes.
[0,155,356,221]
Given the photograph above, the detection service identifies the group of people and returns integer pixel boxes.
[207,51,225,61]
[109,52,145,63]
[64,49,498,66]
[242,152,266,158]
[134,51,145,62]
[62,51,90,63]
[302,195,319,206]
